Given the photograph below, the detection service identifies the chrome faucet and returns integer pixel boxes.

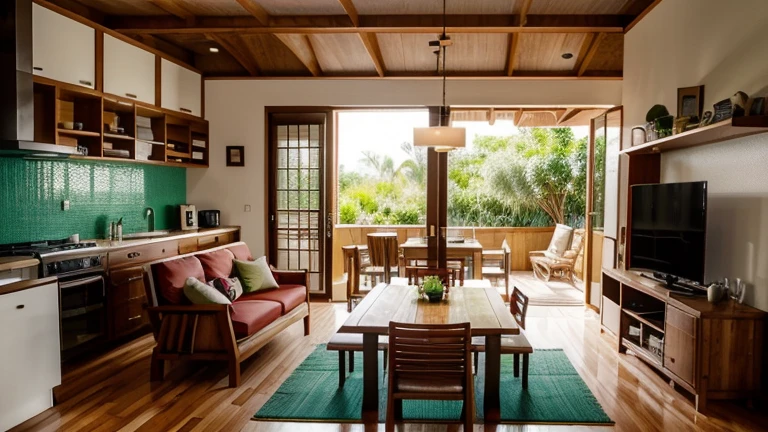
[145,207,155,232]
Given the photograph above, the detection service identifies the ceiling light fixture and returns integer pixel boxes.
[413,0,465,153]
[561,53,573,59]
[209,47,220,53]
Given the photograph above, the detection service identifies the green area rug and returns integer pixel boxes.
[254,345,613,425]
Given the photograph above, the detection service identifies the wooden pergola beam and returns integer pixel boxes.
[505,33,519,77]
[337,0,360,27]
[519,0,534,27]
[572,33,596,76]
[274,34,322,77]
[577,32,606,77]
[359,33,386,77]
[557,108,583,124]
[205,33,261,76]
[111,14,627,35]
[149,0,194,22]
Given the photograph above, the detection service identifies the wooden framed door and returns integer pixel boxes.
[267,111,333,298]
[585,107,622,310]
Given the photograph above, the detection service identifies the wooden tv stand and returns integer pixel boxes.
[600,267,766,412]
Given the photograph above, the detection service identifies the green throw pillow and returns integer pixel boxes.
[183,277,231,305]
[234,256,279,293]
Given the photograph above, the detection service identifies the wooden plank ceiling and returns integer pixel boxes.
[41,0,655,79]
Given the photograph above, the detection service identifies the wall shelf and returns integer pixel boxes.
[58,129,100,137]
[621,117,768,155]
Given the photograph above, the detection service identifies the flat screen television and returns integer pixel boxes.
[629,181,707,285]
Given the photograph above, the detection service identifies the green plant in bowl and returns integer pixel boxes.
[422,276,445,302]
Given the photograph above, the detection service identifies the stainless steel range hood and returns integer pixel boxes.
[1,0,79,157]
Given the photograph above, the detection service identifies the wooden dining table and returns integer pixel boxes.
[338,282,519,424]
[399,237,484,279]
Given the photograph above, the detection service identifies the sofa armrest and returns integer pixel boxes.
[271,268,310,289]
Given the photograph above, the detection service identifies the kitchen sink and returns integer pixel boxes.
[122,230,173,239]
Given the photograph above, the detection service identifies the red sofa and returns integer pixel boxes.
[143,242,310,387]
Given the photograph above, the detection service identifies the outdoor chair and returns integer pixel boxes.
[405,266,456,289]
[471,287,533,389]
[481,239,511,300]
[529,225,584,283]
[386,321,474,432]
[362,233,399,285]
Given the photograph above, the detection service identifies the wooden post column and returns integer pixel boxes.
[426,106,448,269]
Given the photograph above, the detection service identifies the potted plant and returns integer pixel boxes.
[422,276,445,303]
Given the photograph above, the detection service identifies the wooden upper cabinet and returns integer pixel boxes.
[32,4,95,89]
[161,59,202,117]
[103,34,156,105]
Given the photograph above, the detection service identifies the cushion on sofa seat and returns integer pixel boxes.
[228,243,254,261]
[239,284,306,314]
[154,256,205,304]
[198,248,236,280]
[230,300,282,338]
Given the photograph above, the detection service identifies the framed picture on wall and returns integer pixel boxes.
[226,146,244,167]
[677,85,705,119]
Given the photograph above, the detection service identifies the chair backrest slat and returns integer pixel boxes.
[389,322,471,377]
[367,233,398,268]
[510,287,530,329]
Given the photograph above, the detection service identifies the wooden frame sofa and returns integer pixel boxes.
[143,242,310,387]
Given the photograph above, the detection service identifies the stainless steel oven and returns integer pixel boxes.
[58,272,106,352]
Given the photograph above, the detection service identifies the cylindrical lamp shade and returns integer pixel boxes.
[413,127,466,152]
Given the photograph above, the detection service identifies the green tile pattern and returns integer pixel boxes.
[0,157,186,244]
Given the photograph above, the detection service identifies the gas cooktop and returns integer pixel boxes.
[0,239,98,256]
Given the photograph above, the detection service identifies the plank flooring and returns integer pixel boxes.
[12,302,768,432]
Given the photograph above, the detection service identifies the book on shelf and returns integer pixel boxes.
[137,126,154,141]
[136,116,152,129]
[192,151,204,160]
[192,139,206,148]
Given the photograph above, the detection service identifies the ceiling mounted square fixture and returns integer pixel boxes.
[413,126,466,152]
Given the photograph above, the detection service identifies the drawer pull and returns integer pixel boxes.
[33,66,43,71]
[180,107,192,113]
[127,252,141,259]
[126,275,143,283]
[125,93,137,99]
[79,80,92,86]
[128,315,142,321]
[16,304,25,309]
[669,358,675,363]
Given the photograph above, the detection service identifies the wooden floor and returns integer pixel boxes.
[12,302,767,432]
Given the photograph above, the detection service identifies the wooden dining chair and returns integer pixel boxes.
[471,287,533,389]
[386,321,474,432]
[362,233,399,285]
[326,333,389,387]
[404,267,456,288]
[481,239,511,300]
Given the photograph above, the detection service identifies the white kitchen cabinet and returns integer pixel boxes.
[161,59,202,116]
[32,3,95,88]
[0,281,61,431]
[103,34,157,105]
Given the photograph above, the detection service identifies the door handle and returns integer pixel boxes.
[180,107,192,113]
[326,213,334,238]
[79,80,92,86]
[125,93,137,99]
[33,66,43,71]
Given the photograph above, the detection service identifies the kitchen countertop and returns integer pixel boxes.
[0,256,40,273]
[0,276,57,296]
[94,226,240,252]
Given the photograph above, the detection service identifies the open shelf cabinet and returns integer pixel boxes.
[31,76,209,167]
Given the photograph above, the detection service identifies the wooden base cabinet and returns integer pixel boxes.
[602,268,765,412]
[108,266,151,339]
[0,280,62,431]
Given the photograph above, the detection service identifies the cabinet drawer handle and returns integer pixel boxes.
[16,304,25,309]
[128,315,142,321]
[126,275,143,283]
[33,66,43,71]
[669,358,675,363]
[127,252,141,259]
[180,107,192,113]
[79,80,92,86]
[125,93,138,99]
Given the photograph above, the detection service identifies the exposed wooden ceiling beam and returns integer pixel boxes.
[577,32,606,77]
[205,33,261,76]
[273,34,322,77]
[37,0,105,23]
[149,0,194,22]
[505,33,519,77]
[519,0,534,27]
[359,33,385,77]
[572,33,596,76]
[234,0,269,26]
[111,14,627,35]
[337,0,360,27]
[624,0,663,32]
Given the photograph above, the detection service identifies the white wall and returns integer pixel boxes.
[623,0,768,310]
[190,79,622,258]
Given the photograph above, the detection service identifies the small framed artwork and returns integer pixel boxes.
[226,146,244,167]
[677,85,705,119]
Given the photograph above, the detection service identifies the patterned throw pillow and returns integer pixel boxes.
[208,277,243,302]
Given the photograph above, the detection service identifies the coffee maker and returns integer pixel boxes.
[180,205,198,230]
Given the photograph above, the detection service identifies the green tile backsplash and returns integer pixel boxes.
[0,157,186,244]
